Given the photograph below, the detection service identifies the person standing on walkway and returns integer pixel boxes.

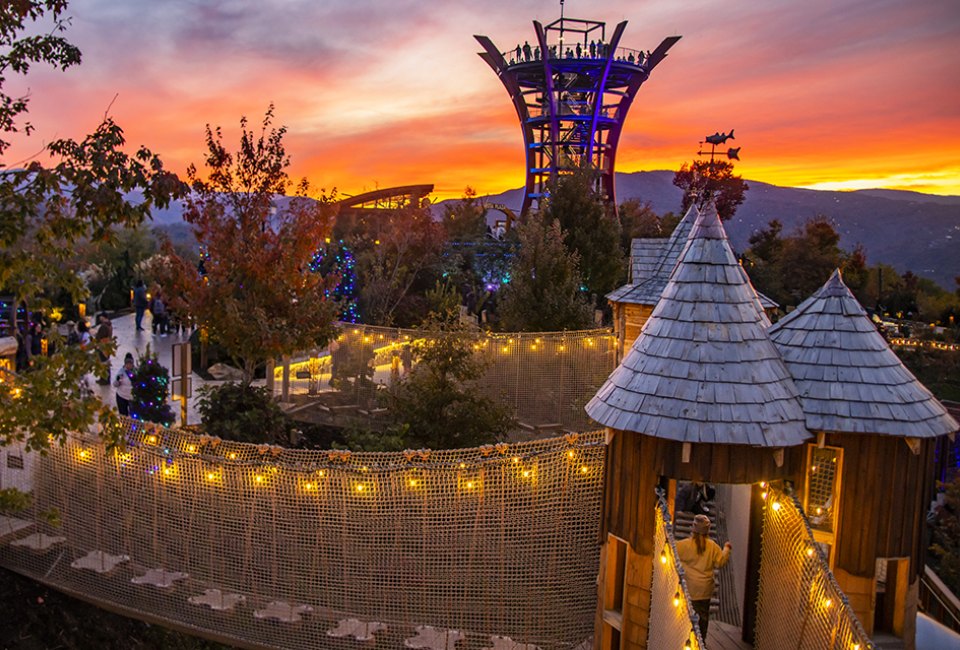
[133,280,148,331]
[676,514,731,641]
[94,313,113,384]
[113,353,135,416]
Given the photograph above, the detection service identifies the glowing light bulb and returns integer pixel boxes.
[228,452,236,460]
[811,465,818,473]
[163,467,172,476]
[466,481,475,490]
[816,507,823,515]
[660,550,667,565]
[580,465,589,474]
[254,475,264,483]
[823,598,833,608]
[459,462,466,469]
[78,449,89,460]
[409,479,418,487]
[566,450,575,458]
[304,482,314,490]
[806,547,815,558]
[673,591,681,607]
[522,470,531,478]
[759,481,767,488]
[147,435,157,444]
[318,470,325,477]
[761,491,768,500]
[206,472,217,481]
[512,457,520,464]
[187,445,197,453]
[356,484,365,492]
[771,501,781,512]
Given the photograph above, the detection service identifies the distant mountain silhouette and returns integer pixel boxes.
[439,171,960,289]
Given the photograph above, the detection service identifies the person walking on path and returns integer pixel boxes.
[94,313,114,384]
[113,352,135,416]
[133,280,148,331]
[676,514,731,641]
[151,292,168,335]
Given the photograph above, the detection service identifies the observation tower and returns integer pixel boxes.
[475,10,680,216]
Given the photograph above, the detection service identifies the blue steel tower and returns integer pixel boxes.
[476,13,680,216]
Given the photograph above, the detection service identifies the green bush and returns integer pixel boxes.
[197,382,289,444]
[929,476,960,595]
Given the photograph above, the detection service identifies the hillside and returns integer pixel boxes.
[458,171,960,289]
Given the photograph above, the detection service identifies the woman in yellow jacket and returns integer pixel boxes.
[676,514,731,641]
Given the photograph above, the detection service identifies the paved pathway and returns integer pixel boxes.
[90,312,213,427]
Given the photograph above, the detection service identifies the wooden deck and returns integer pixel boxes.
[707,621,752,650]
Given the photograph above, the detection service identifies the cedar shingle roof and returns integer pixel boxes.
[769,270,959,438]
[587,204,811,446]
[608,205,779,310]
[607,205,697,303]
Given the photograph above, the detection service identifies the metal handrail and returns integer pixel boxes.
[920,564,960,633]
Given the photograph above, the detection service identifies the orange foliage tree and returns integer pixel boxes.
[159,107,339,384]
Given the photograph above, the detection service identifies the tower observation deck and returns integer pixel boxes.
[476,15,680,216]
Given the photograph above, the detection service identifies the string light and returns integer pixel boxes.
[660,550,667,564]
[673,591,681,607]
[761,491,768,500]
[579,465,590,474]
[806,546,815,558]
[823,598,833,609]
[771,501,781,512]
[566,450,575,459]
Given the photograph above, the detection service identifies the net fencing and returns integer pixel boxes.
[755,487,873,650]
[648,493,704,650]
[272,324,616,433]
[0,419,605,649]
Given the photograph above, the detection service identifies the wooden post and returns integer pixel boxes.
[281,355,290,403]
[834,567,876,635]
[265,358,275,394]
[741,483,765,645]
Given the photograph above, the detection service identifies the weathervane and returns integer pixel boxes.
[697,129,740,170]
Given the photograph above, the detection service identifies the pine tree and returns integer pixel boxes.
[498,212,593,331]
[130,348,175,426]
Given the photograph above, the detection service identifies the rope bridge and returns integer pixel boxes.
[755,487,873,649]
[272,325,616,433]
[0,420,605,649]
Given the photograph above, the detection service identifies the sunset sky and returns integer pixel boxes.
[6,0,959,200]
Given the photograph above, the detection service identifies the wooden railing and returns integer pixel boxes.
[920,564,960,634]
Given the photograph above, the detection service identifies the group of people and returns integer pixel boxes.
[133,280,186,336]
[510,39,649,66]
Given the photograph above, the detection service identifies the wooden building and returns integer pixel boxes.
[607,205,777,358]
[586,203,812,648]
[768,270,958,646]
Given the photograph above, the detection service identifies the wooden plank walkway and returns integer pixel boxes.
[707,621,752,650]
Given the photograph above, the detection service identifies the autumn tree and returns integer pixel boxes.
[0,0,185,452]
[542,166,623,302]
[158,107,338,385]
[673,159,747,221]
[498,212,593,332]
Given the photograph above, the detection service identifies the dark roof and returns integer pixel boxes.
[587,204,811,446]
[769,270,959,438]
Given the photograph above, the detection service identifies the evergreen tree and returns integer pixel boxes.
[542,167,624,302]
[129,348,175,426]
[442,187,488,242]
[498,212,593,332]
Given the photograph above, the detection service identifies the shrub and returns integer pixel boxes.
[197,382,289,444]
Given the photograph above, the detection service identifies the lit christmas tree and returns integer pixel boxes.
[309,239,359,322]
[130,347,175,426]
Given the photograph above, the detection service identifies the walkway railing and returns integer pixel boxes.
[0,419,605,649]
[755,487,874,649]
[920,564,960,634]
[272,324,616,433]
[649,493,705,650]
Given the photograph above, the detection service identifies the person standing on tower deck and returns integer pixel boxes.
[589,39,596,57]
[522,40,531,61]
[515,44,521,63]
[676,514,731,640]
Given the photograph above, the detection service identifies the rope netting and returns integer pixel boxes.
[755,488,873,650]
[0,419,604,649]
[273,324,616,433]
[648,493,704,650]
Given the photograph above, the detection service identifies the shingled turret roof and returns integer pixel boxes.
[607,204,699,303]
[607,204,778,310]
[586,203,811,446]
[769,270,959,438]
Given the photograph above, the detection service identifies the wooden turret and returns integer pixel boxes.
[769,269,959,647]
